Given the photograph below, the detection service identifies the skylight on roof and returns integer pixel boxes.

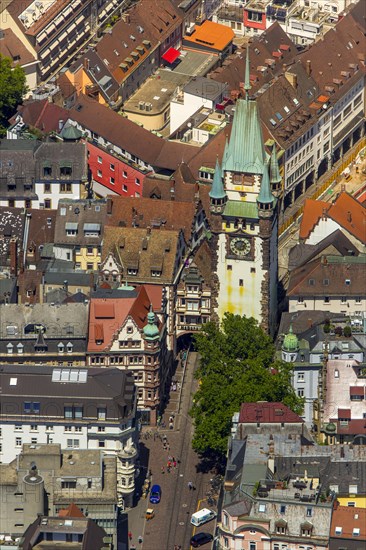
[10,377,17,386]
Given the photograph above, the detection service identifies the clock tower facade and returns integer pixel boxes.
[211,50,280,335]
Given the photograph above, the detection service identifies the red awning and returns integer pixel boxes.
[338,408,351,419]
[350,386,365,396]
[162,47,180,64]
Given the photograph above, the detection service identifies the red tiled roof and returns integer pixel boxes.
[335,419,366,435]
[327,192,366,244]
[331,506,366,540]
[299,198,330,240]
[58,503,85,518]
[239,402,303,424]
[13,100,69,134]
[94,303,115,319]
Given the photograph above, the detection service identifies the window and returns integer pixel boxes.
[227,265,232,271]
[44,199,51,209]
[251,268,256,273]
[249,543,256,550]
[44,183,51,192]
[335,527,342,535]
[98,407,106,420]
[349,485,358,494]
[239,279,244,287]
[31,438,37,444]
[60,183,72,192]
[98,426,105,432]
[123,184,128,192]
[306,507,313,517]
[61,480,77,489]
[110,177,115,184]
[110,163,114,171]
[135,177,140,185]
[16,437,22,446]
[60,166,72,177]
[98,156,102,164]
[74,426,82,432]
[123,171,127,178]
[30,425,38,431]
[66,439,79,448]
[258,503,266,512]
[324,296,330,303]
[334,369,339,378]
[298,372,305,381]
[353,528,360,537]
[298,388,304,397]
[43,166,52,177]
[24,402,40,413]
[348,502,356,507]
[277,526,286,534]
[280,505,286,514]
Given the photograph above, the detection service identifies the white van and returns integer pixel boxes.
[191,508,217,526]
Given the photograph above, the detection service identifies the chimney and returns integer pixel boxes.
[306,60,312,76]
[322,207,328,220]
[170,181,175,201]
[347,211,352,223]
[10,237,18,276]
[63,280,68,292]
[58,119,64,132]
[83,57,90,71]
[146,226,151,236]
[107,197,113,215]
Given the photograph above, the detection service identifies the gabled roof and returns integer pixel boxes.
[0,28,36,66]
[239,402,303,424]
[287,256,366,297]
[330,506,366,540]
[12,99,68,134]
[68,95,197,170]
[300,193,366,244]
[88,285,158,352]
[299,198,330,240]
[328,193,366,244]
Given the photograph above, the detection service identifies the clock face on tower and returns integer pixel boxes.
[230,237,251,257]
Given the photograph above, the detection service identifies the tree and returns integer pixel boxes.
[0,55,28,136]
[190,314,303,457]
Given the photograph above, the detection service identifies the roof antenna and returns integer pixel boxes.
[244,45,251,100]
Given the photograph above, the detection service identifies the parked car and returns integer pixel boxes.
[190,532,214,547]
[149,484,161,504]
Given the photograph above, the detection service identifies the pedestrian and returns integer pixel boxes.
[169,422,174,430]
[188,481,193,490]
[167,443,170,451]
[173,460,177,469]
[167,461,171,469]
[168,455,172,461]
[161,466,165,474]
[148,469,152,477]
[128,531,132,541]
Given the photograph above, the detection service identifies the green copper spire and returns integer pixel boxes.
[270,142,281,185]
[143,305,160,340]
[209,157,226,200]
[283,324,299,352]
[257,162,275,205]
[244,45,251,96]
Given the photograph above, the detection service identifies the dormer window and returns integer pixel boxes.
[7,343,13,354]
[66,342,73,353]
[60,163,72,177]
[127,268,138,276]
[43,165,52,177]
[58,342,64,354]
[17,343,24,354]
[66,222,78,236]
[151,270,161,277]
[84,223,101,237]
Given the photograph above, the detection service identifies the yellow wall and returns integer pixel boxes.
[338,497,366,508]
[123,108,169,132]
[76,246,100,270]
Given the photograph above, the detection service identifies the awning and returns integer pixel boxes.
[162,47,180,64]
[338,408,351,419]
[65,222,78,230]
[350,386,364,396]
[84,223,101,231]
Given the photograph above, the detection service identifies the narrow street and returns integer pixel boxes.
[124,352,218,550]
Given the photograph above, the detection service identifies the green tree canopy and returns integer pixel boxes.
[190,313,303,457]
[0,55,28,137]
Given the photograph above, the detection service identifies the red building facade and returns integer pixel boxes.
[243,8,267,32]
[87,142,151,198]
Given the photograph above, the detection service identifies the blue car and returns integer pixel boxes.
[149,484,161,504]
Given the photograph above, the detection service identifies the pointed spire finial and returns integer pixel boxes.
[244,46,251,97]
